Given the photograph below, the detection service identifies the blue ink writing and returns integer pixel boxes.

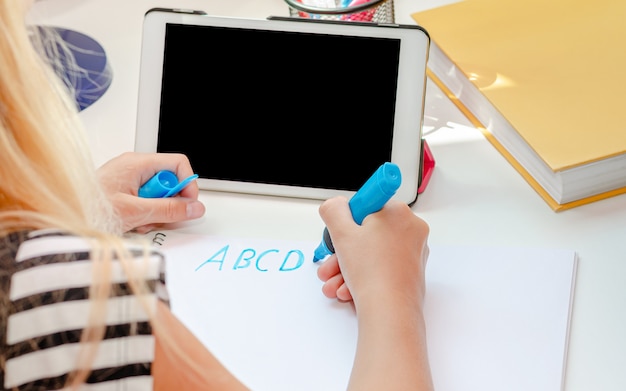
[195,245,230,271]
[195,244,305,272]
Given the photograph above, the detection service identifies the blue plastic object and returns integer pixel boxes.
[139,170,199,198]
[36,26,113,111]
[312,162,402,262]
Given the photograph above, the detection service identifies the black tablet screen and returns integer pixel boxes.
[157,23,399,191]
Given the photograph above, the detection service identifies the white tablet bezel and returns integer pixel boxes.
[135,9,430,205]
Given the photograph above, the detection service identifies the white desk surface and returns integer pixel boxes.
[29,1,626,390]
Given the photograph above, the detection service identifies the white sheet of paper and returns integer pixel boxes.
[155,231,577,391]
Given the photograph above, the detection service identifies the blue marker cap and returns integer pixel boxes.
[312,162,402,262]
[138,170,199,198]
[349,162,401,225]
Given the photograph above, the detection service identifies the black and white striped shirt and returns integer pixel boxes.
[0,230,168,390]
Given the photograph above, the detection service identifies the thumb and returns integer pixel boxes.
[151,197,206,223]
[319,196,357,237]
[117,195,206,232]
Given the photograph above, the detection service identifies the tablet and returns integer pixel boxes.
[135,8,430,205]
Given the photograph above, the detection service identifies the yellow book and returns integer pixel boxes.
[412,0,626,211]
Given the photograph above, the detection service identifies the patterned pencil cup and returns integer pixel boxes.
[284,0,395,24]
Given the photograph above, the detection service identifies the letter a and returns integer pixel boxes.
[195,245,229,271]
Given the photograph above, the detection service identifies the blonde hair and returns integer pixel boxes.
[0,2,155,388]
[0,1,116,235]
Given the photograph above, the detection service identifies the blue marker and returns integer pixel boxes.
[312,162,402,262]
[138,170,199,198]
